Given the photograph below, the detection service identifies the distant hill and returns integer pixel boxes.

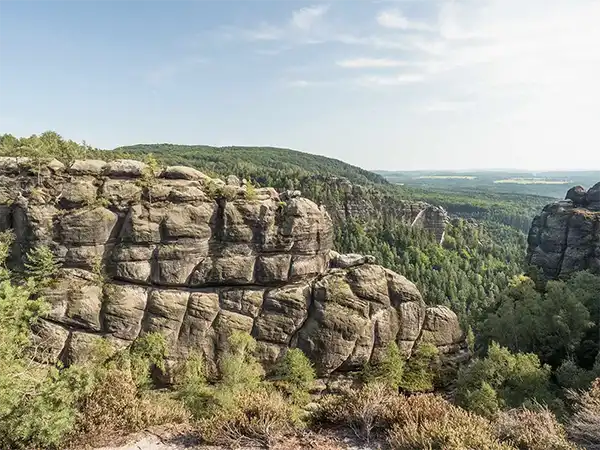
[117,143,387,187]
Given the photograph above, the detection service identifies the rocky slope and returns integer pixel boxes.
[0,157,466,379]
[527,182,600,279]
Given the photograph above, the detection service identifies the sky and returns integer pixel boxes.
[1,0,600,172]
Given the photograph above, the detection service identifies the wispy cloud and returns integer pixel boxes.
[336,57,414,68]
[291,5,329,30]
[376,9,433,31]
[356,73,425,86]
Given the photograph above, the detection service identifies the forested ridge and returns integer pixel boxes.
[0,131,598,450]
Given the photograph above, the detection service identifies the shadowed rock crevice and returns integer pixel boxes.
[0,157,467,378]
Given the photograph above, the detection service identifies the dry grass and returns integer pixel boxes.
[495,407,578,450]
[71,370,189,447]
[568,378,600,450]
[316,382,398,442]
[387,394,513,450]
[196,388,304,448]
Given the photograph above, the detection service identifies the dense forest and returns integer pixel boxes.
[0,131,598,449]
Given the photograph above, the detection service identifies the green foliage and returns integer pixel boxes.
[219,331,265,391]
[335,218,525,329]
[556,358,599,392]
[244,180,258,200]
[176,352,210,418]
[362,342,405,390]
[483,274,598,368]
[456,343,556,415]
[0,274,87,449]
[0,231,14,281]
[0,131,132,164]
[272,348,316,405]
[23,245,60,289]
[118,142,386,187]
[127,332,168,390]
[461,381,501,418]
[400,343,439,393]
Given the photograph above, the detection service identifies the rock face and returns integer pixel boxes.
[0,157,466,377]
[324,178,449,244]
[527,183,600,279]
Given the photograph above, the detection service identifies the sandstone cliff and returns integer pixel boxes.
[0,157,466,378]
[323,177,448,244]
[527,182,600,279]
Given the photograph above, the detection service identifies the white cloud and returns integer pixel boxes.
[376,9,433,31]
[337,57,414,68]
[291,5,329,30]
[356,73,424,86]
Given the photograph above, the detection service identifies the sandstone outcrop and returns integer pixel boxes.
[0,157,466,377]
[527,182,600,279]
[325,177,449,244]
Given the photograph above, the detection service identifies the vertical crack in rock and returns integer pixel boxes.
[556,211,575,278]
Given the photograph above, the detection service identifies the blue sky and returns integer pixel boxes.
[1,0,600,171]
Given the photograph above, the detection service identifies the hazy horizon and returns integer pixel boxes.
[1,0,600,171]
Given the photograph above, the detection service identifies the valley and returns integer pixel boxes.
[0,131,598,450]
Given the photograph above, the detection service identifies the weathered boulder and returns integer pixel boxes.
[528,183,600,279]
[566,185,588,206]
[0,159,466,379]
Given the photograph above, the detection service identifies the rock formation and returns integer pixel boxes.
[0,157,466,378]
[527,182,600,279]
[324,177,448,244]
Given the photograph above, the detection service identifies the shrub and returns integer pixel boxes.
[317,382,397,442]
[197,388,303,448]
[0,231,14,280]
[272,348,316,405]
[127,332,168,389]
[495,407,578,450]
[387,394,513,450]
[175,351,212,419]
[567,378,600,448]
[244,180,258,200]
[399,343,439,393]
[556,358,598,391]
[461,381,501,418]
[23,245,60,289]
[362,342,404,390]
[75,369,188,445]
[456,342,555,413]
[219,331,265,391]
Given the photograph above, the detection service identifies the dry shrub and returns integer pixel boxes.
[317,382,398,442]
[495,407,578,450]
[74,369,189,445]
[568,378,600,449]
[387,393,513,450]
[197,388,303,448]
[271,431,346,450]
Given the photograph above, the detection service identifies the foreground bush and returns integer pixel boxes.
[568,378,600,448]
[456,342,556,415]
[177,332,305,447]
[387,394,513,450]
[399,343,439,393]
[272,348,316,405]
[495,407,578,450]
[197,388,303,447]
[317,382,398,442]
